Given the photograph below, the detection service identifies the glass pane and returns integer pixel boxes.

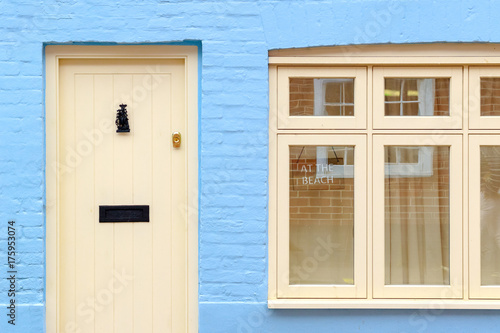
[324,81,342,104]
[480,78,500,116]
[324,105,354,116]
[289,78,355,116]
[324,105,341,116]
[384,80,401,102]
[385,146,398,164]
[343,105,354,116]
[384,78,450,116]
[385,146,450,285]
[385,146,420,164]
[399,147,419,164]
[289,145,354,285]
[385,102,401,116]
[480,146,500,285]
[289,78,314,116]
[322,80,354,104]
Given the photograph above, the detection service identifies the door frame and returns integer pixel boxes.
[45,45,199,332]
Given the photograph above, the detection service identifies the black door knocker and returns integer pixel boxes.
[116,104,130,133]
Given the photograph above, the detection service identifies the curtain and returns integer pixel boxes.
[480,146,500,285]
[417,78,435,116]
[385,146,450,285]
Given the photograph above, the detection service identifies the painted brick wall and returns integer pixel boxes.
[2,0,500,332]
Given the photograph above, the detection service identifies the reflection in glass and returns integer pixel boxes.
[385,146,420,164]
[480,146,500,285]
[289,145,354,285]
[480,78,500,116]
[384,78,450,116]
[385,146,450,285]
[289,78,354,116]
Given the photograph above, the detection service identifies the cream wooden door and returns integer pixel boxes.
[57,58,187,333]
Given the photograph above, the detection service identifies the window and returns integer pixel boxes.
[373,67,462,129]
[278,67,366,129]
[373,135,462,299]
[314,79,355,116]
[269,44,500,308]
[277,135,366,298]
[469,67,500,129]
[384,78,445,116]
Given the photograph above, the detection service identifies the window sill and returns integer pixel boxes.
[268,298,500,309]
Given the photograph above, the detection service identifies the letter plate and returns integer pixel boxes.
[99,205,149,223]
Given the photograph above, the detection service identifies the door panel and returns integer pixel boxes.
[58,59,186,333]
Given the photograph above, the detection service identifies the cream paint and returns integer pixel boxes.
[46,46,198,332]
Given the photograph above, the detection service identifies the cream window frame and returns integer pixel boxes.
[277,135,366,298]
[372,135,463,299]
[277,67,367,129]
[373,67,463,129]
[469,135,500,299]
[269,43,500,309]
[469,67,500,129]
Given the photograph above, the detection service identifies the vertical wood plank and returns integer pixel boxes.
[94,74,115,333]
[133,74,153,332]
[113,74,135,333]
[59,63,77,332]
[152,74,173,332]
[74,74,96,332]
[169,64,187,333]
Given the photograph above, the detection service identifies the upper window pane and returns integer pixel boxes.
[373,67,462,129]
[469,67,500,129]
[277,67,367,129]
[289,78,355,117]
[480,78,500,116]
[384,78,450,116]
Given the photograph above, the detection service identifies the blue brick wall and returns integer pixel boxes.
[1,0,500,331]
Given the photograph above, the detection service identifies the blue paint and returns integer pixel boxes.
[1,0,500,331]
[201,303,500,333]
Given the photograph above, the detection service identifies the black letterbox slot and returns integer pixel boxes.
[99,205,149,223]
